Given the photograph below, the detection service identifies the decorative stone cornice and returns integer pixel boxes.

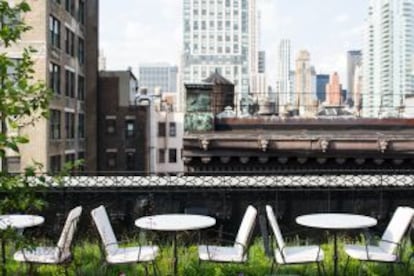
[220,157,231,164]
[258,157,269,164]
[278,157,288,164]
[182,157,192,164]
[297,157,308,164]
[239,157,250,164]
[199,137,210,151]
[319,138,330,153]
[378,139,388,153]
[258,137,269,152]
[355,158,366,165]
[201,157,212,164]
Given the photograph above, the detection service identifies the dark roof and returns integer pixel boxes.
[203,71,233,85]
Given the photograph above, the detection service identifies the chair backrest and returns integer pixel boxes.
[379,206,414,254]
[91,205,118,253]
[266,205,285,252]
[234,205,257,253]
[57,206,82,256]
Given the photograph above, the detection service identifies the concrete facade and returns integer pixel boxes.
[295,50,317,116]
[325,72,342,106]
[182,0,258,112]
[3,0,99,173]
[98,71,148,174]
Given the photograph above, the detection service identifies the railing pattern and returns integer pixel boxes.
[35,174,414,189]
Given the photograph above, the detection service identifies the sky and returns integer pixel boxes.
[100,0,368,89]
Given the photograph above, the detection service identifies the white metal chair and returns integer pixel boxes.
[198,205,257,263]
[344,206,414,275]
[13,206,82,275]
[266,205,325,275]
[91,205,159,275]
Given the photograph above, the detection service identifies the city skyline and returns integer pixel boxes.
[100,0,367,88]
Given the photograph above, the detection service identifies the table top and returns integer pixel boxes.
[296,213,377,230]
[0,214,44,230]
[135,214,216,231]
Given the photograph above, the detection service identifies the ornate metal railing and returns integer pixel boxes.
[37,173,414,190]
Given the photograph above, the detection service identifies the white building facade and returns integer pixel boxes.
[362,0,414,118]
[276,39,294,114]
[182,0,258,113]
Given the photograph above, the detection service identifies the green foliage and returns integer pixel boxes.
[3,237,413,275]
[0,1,52,274]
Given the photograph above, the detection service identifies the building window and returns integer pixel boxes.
[49,63,61,94]
[50,109,61,139]
[77,152,85,171]
[158,149,165,164]
[65,28,75,56]
[65,69,75,97]
[78,37,85,64]
[78,113,85,139]
[169,122,176,137]
[125,120,135,137]
[169,149,177,163]
[49,15,60,48]
[78,75,85,100]
[7,157,20,173]
[65,153,75,164]
[126,152,135,171]
[106,118,116,134]
[78,0,85,24]
[106,152,117,168]
[65,112,75,139]
[65,0,75,16]
[50,155,62,173]
[158,122,166,137]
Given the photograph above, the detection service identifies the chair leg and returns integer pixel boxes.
[151,261,157,276]
[28,263,34,276]
[388,263,395,276]
[317,262,321,276]
[269,260,275,274]
[358,261,364,276]
[144,264,149,276]
[343,256,350,275]
[320,261,327,276]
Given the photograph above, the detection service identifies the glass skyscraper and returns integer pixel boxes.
[363,0,414,118]
[182,0,258,110]
[139,64,178,94]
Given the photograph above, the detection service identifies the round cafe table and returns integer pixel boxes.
[135,214,216,276]
[296,213,377,276]
[0,214,44,275]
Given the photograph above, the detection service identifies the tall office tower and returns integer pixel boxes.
[363,0,414,118]
[295,50,317,116]
[139,63,178,94]
[353,64,363,114]
[182,0,258,113]
[276,39,293,114]
[325,72,343,106]
[2,0,99,172]
[258,51,266,74]
[316,74,330,103]
[347,50,362,106]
